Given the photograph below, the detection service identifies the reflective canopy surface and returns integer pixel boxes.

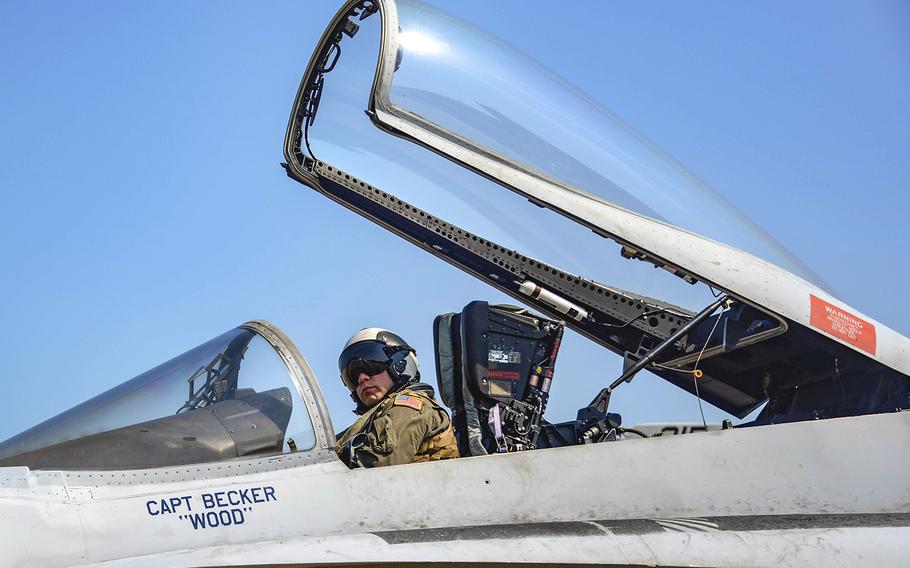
[302,1,715,312]
[381,0,820,286]
[0,326,316,469]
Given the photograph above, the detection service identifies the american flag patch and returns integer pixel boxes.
[393,395,423,411]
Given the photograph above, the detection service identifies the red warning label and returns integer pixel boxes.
[809,295,876,355]
[488,370,521,381]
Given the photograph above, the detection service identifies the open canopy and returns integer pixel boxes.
[375,0,820,284]
[283,0,909,421]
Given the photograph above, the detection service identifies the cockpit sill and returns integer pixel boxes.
[0,449,346,493]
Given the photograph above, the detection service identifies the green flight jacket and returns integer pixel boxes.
[335,387,459,468]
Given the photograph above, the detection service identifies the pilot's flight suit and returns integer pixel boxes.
[335,384,459,468]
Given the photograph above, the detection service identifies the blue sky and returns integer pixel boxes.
[1,1,907,442]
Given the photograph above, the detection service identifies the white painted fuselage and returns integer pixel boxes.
[2,411,907,567]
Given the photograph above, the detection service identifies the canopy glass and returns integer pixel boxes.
[378,0,821,286]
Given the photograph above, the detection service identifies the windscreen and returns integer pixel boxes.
[382,0,821,286]
[0,326,316,469]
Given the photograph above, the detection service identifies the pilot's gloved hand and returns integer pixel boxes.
[339,432,370,468]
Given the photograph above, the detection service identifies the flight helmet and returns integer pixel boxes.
[338,328,420,412]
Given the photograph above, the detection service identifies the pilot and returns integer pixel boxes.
[335,328,459,468]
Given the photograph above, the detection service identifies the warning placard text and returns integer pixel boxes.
[809,294,876,355]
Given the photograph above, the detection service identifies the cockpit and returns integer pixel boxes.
[0,308,752,470]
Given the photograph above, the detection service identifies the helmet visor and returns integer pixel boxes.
[338,341,394,391]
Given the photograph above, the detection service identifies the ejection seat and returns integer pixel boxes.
[434,301,587,456]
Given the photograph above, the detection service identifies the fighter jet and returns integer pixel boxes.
[1,1,907,566]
